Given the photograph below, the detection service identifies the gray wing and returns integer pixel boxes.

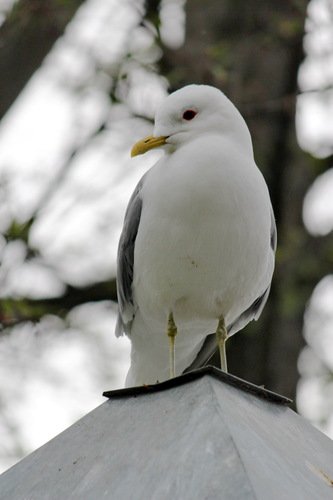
[270,207,277,252]
[115,176,145,337]
[184,206,277,372]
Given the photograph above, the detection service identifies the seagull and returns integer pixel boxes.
[116,84,276,387]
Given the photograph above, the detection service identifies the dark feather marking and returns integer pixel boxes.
[270,208,277,251]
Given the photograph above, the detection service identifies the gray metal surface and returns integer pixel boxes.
[1,372,333,500]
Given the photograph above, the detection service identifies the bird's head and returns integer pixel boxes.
[131,84,252,157]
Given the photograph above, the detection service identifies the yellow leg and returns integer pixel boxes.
[216,316,228,373]
[167,312,177,378]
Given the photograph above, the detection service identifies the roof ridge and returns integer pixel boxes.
[103,365,292,405]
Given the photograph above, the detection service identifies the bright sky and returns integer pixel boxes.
[0,0,332,474]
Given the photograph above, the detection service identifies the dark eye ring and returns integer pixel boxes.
[182,109,197,121]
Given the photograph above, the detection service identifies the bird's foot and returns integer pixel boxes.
[167,312,177,378]
[216,316,228,373]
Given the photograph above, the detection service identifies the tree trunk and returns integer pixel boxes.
[0,0,85,121]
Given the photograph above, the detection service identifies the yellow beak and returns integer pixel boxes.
[131,135,168,157]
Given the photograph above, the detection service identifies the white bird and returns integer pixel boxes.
[116,84,276,387]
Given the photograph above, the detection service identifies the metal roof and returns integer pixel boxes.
[1,367,333,499]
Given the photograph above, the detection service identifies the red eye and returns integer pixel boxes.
[182,109,197,121]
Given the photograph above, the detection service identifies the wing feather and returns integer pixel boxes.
[115,176,145,336]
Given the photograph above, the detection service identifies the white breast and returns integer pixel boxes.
[133,135,273,335]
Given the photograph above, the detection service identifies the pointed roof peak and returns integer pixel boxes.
[1,368,332,500]
[103,365,292,405]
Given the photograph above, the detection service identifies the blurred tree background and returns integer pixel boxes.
[0,0,333,472]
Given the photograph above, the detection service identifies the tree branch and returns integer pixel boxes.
[0,0,85,120]
[0,278,118,328]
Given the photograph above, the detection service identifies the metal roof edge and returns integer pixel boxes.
[103,366,292,405]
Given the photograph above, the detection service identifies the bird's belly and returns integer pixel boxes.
[133,205,270,330]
